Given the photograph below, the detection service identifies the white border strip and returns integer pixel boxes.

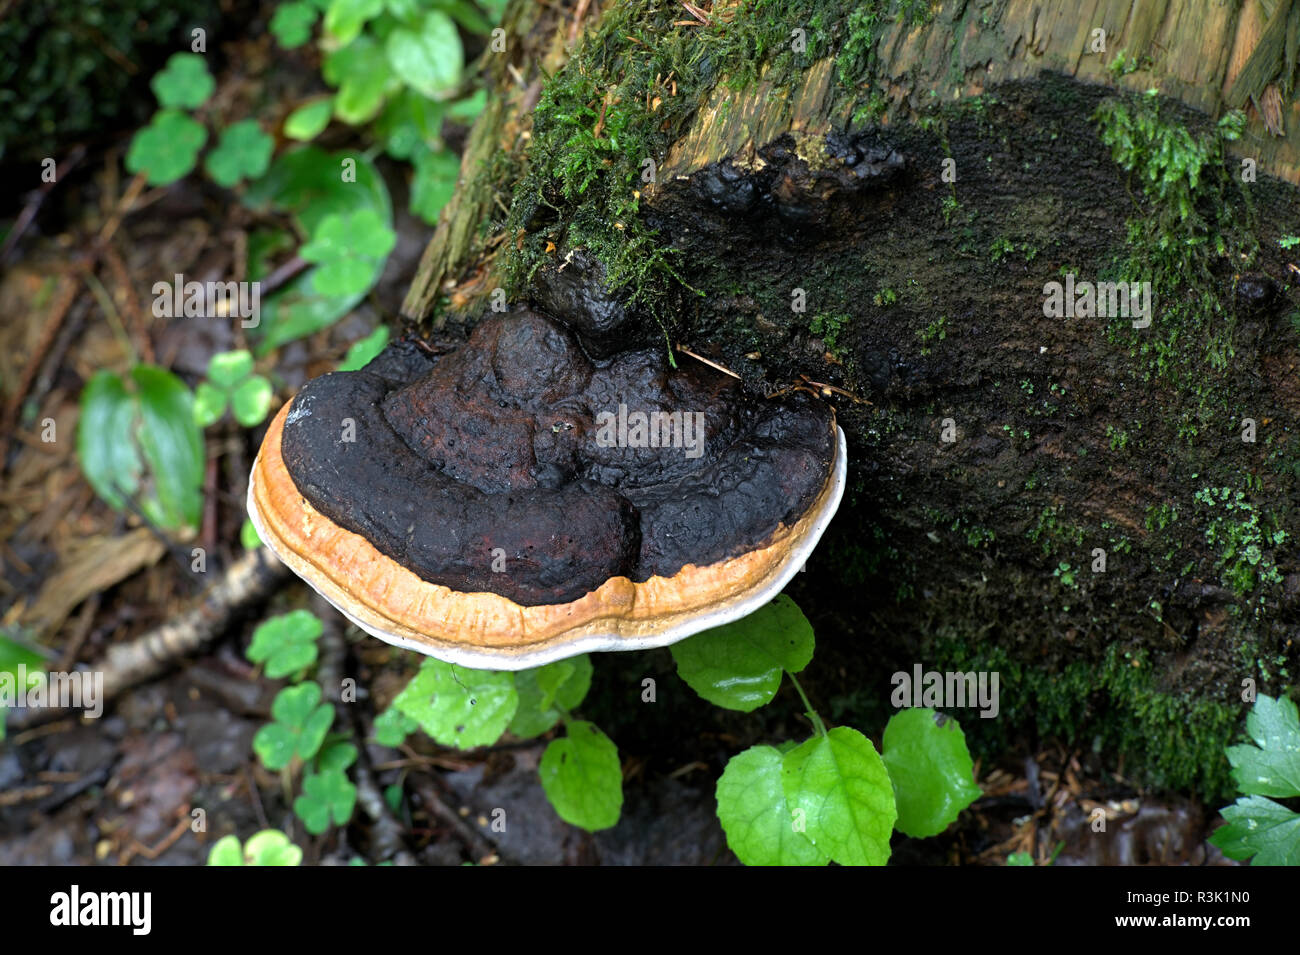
[250,426,847,671]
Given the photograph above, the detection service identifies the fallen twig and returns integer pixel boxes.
[5,549,290,732]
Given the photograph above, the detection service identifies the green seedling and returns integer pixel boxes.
[253,682,335,771]
[205,119,275,187]
[245,609,323,679]
[1210,694,1300,865]
[208,830,303,866]
[77,366,205,531]
[194,350,274,428]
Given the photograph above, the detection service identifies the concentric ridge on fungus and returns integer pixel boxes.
[248,309,846,669]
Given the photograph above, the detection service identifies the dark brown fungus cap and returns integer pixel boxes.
[248,309,845,669]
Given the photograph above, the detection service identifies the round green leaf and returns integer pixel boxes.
[125,110,206,186]
[299,208,396,297]
[782,727,896,866]
[270,1,319,48]
[193,382,227,427]
[325,0,384,45]
[509,655,593,739]
[255,682,334,769]
[206,834,244,865]
[150,52,214,109]
[372,706,418,747]
[410,147,460,224]
[231,375,273,426]
[252,722,297,771]
[392,658,517,749]
[717,745,830,866]
[325,35,395,124]
[242,830,303,866]
[338,326,390,371]
[294,768,357,834]
[204,120,274,188]
[539,721,622,831]
[240,517,263,549]
[385,11,463,99]
[671,595,815,711]
[207,349,254,388]
[246,609,322,679]
[881,709,982,838]
[284,98,335,141]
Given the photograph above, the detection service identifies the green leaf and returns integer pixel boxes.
[253,683,334,769]
[372,705,419,747]
[245,610,322,679]
[206,834,245,865]
[204,120,274,188]
[244,146,392,236]
[78,367,203,529]
[392,658,517,749]
[242,148,392,351]
[325,35,395,124]
[231,375,273,427]
[317,741,358,772]
[240,517,263,549]
[716,745,830,866]
[131,366,204,530]
[338,326,390,371]
[670,595,814,711]
[325,0,384,45]
[428,0,492,36]
[1226,694,1300,798]
[125,110,206,186]
[270,1,319,48]
[375,90,445,159]
[0,634,45,678]
[284,98,335,141]
[299,208,396,297]
[1006,851,1034,866]
[193,382,227,427]
[241,830,303,866]
[448,89,486,121]
[1209,795,1300,865]
[294,768,358,834]
[150,53,214,109]
[509,655,592,739]
[385,11,463,99]
[539,721,622,831]
[77,371,140,510]
[782,727,896,866]
[207,349,254,388]
[881,709,981,838]
[410,147,460,223]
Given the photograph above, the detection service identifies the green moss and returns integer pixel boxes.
[501,1,918,326]
[809,311,851,350]
[930,638,1241,799]
[1092,92,1256,413]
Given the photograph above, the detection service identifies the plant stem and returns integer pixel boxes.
[787,672,827,737]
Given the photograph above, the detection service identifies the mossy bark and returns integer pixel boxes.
[403,0,1300,799]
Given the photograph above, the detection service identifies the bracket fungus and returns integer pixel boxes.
[248,309,846,670]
